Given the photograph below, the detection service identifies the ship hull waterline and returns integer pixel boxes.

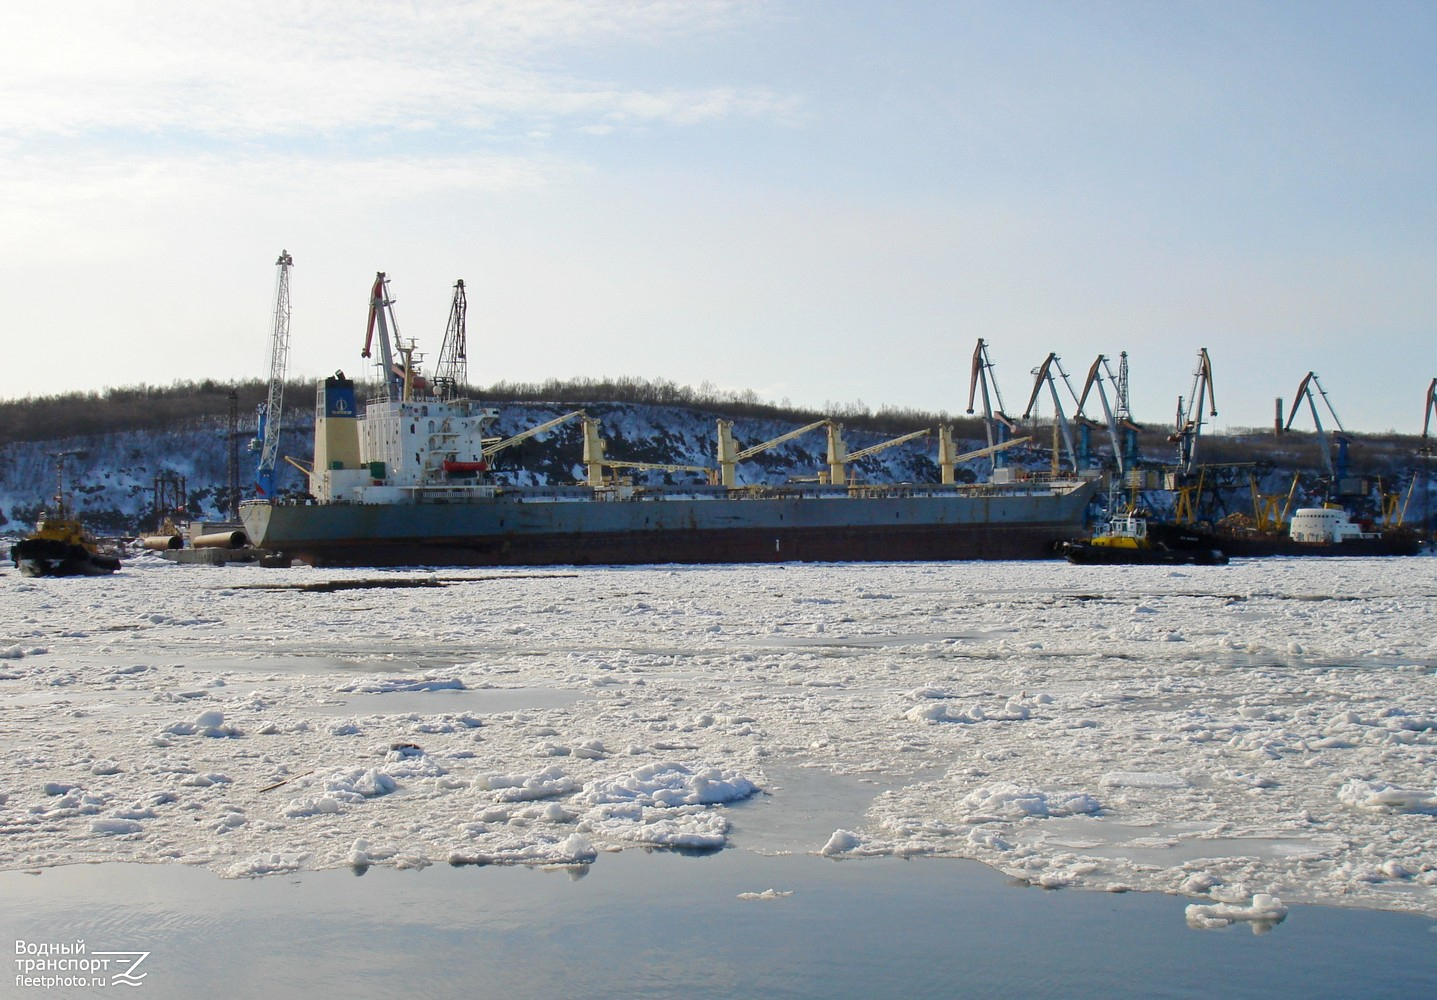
[241,485,1099,569]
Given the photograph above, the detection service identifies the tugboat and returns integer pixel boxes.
[1059,510,1229,566]
[9,453,122,578]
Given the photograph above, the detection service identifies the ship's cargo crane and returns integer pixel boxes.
[1284,371,1349,485]
[432,279,468,400]
[717,418,830,488]
[824,424,929,484]
[581,416,713,487]
[482,410,587,462]
[936,433,1034,484]
[1021,353,1079,474]
[251,250,293,497]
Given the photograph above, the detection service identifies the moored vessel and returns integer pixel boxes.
[10,454,122,578]
[1150,505,1421,558]
[238,274,1100,568]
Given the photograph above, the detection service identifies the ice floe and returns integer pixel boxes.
[0,554,1433,922]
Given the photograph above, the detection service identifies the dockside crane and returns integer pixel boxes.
[1422,378,1437,452]
[1021,353,1080,474]
[432,279,469,400]
[251,250,293,498]
[1169,348,1216,475]
[1076,353,1140,479]
[1284,371,1349,486]
[364,272,419,401]
[966,338,1020,474]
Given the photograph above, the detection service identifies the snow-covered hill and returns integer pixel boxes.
[2,398,1431,538]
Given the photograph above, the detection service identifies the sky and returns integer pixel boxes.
[3,0,1435,435]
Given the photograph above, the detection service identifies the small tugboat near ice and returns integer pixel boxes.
[1059,511,1229,565]
[9,453,121,578]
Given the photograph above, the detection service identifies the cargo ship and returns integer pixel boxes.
[238,270,1099,568]
[238,373,1100,569]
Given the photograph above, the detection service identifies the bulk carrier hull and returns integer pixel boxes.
[240,481,1099,569]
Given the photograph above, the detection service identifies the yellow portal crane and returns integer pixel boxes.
[1250,471,1299,533]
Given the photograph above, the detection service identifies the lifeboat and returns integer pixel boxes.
[442,460,487,476]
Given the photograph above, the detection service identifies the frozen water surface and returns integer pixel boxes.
[1,555,1434,921]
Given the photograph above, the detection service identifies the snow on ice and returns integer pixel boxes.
[0,554,1434,922]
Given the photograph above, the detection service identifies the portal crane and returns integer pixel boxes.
[364,272,414,401]
[966,339,1020,475]
[432,279,468,400]
[1076,353,1141,479]
[1169,348,1216,474]
[1422,378,1437,451]
[717,418,830,488]
[1021,353,1079,474]
[1284,371,1349,484]
[251,250,293,497]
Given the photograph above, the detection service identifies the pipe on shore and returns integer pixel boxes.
[142,534,183,551]
[192,530,249,550]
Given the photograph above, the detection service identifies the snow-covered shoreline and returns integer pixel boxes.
[1,556,1433,917]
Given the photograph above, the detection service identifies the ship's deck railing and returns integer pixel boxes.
[249,473,1090,507]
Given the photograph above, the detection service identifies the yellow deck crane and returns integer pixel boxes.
[823,425,930,484]
[937,434,1034,484]
[581,416,713,487]
[717,418,831,488]
[481,410,587,463]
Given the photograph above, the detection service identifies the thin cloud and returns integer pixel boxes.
[2,2,792,140]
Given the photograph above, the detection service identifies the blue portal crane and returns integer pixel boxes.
[251,250,293,497]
